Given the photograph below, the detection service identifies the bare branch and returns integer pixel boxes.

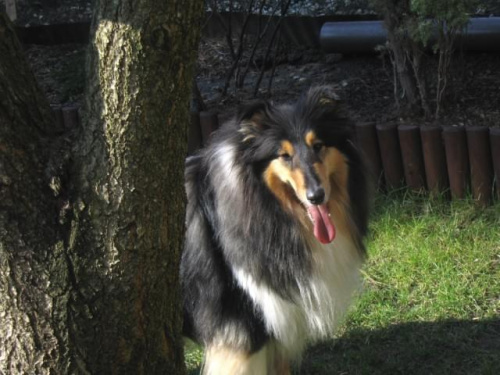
[253,0,292,97]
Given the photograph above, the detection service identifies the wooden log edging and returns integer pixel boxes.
[466,127,494,206]
[349,122,497,205]
[443,126,470,200]
[376,124,405,190]
[355,122,383,188]
[398,125,426,192]
[490,128,500,200]
[420,126,449,196]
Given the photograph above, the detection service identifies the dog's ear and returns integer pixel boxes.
[236,101,271,142]
[302,86,354,143]
[301,86,343,120]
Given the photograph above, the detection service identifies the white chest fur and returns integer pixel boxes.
[232,234,362,357]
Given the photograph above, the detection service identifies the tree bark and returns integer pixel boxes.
[66,1,203,374]
[0,0,203,372]
[0,13,71,374]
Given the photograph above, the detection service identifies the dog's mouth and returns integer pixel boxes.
[307,203,336,244]
[284,182,336,244]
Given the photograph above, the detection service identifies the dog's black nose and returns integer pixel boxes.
[307,187,325,205]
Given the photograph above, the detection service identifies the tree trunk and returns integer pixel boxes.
[66,0,203,373]
[0,0,203,372]
[0,13,70,374]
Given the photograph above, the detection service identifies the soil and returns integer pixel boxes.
[197,37,500,127]
[6,0,500,26]
[9,0,500,128]
[5,0,92,26]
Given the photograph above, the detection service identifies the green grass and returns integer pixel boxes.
[184,338,204,375]
[185,194,500,374]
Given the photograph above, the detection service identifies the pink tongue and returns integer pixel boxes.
[307,204,336,244]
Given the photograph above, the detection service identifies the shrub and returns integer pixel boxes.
[373,0,479,119]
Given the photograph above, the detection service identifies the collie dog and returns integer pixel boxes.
[181,86,370,374]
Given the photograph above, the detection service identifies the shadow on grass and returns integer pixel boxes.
[300,318,500,375]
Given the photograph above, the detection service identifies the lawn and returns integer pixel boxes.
[185,194,500,374]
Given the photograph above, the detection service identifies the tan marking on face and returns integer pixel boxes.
[324,148,349,201]
[264,160,307,205]
[305,131,317,147]
[264,160,294,210]
[271,140,307,205]
[323,147,355,240]
[290,167,308,202]
[264,159,310,227]
[280,140,294,157]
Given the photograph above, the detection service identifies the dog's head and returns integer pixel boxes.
[233,86,365,245]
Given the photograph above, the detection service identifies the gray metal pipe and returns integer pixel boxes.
[320,17,500,53]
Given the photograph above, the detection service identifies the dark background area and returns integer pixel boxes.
[3,0,500,127]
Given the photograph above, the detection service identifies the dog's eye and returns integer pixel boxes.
[312,142,324,153]
[279,153,292,162]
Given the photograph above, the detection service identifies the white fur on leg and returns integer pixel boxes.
[202,345,267,375]
[202,342,289,375]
